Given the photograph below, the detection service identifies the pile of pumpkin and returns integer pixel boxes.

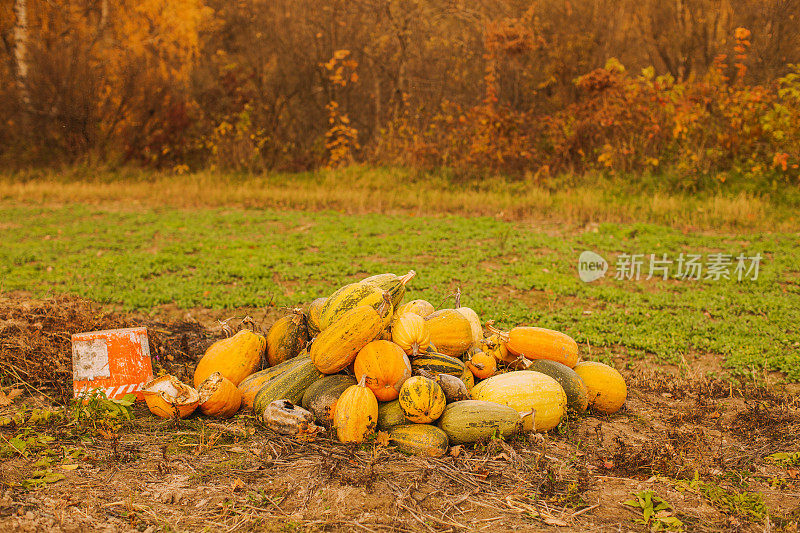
[141,271,627,456]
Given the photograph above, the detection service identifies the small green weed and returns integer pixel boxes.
[623,490,684,531]
[767,452,800,466]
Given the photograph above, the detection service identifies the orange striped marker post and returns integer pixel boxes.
[71,327,154,400]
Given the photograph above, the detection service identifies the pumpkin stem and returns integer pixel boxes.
[290,308,306,326]
[400,270,417,286]
[357,374,367,388]
[454,287,462,308]
[470,361,485,370]
[513,355,532,369]
[378,291,392,317]
[485,321,510,343]
[411,342,419,357]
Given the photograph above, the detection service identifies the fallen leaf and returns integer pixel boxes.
[231,478,245,492]
[449,445,463,457]
[0,388,23,406]
[61,464,79,471]
[375,431,390,447]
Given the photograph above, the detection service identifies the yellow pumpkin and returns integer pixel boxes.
[194,329,265,388]
[335,376,379,443]
[391,313,431,356]
[487,323,579,368]
[454,288,483,346]
[142,375,200,419]
[398,376,446,424]
[423,309,473,357]
[574,361,627,414]
[466,350,497,380]
[470,371,566,432]
[396,300,435,318]
[198,372,242,418]
[354,340,412,401]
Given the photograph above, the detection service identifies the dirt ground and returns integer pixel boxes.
[1,293,799,532]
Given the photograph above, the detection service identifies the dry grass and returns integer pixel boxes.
[0,167,794,231]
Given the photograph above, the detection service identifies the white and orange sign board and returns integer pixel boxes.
[72,327,154,400]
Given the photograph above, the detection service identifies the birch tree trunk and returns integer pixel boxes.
[13,0,31,120]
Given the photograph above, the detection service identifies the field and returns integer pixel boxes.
[1,171,799,531]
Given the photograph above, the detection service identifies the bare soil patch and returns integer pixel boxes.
[0,294,798,532]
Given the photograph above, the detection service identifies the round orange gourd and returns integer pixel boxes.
[466,351,497,380]
[398,376,446,424]
[335,376,379,443]
[354,340,412,401]
[396,299,435,318]
[198,372,242,418]
[573,361,627,414]
[391,313,431,357]
[194,329,265,387]
[142,375,200,419]
[487,323,579,368]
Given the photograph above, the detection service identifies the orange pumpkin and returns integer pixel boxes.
[466,351,497,380]
[354,340,412,401]
[391,313,431,356]
[198,372,243,418]
[487,322,579,368]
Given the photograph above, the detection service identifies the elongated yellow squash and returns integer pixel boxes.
[361,270,416,308]
[487,323,579,368]
[311,294,393,374]
[470,371,566,432]
[319,282,386,331]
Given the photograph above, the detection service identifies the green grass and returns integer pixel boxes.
[1,203,799,379]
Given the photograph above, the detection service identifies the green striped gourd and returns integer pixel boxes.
[388,424,449,457]
[266,309,308,367]
[238,353,310,409]
[530,359,589,413]
[253,358,323,413]
[411,350,465,378]
[301,374,357,428]
[377,399,408,430]
[437,400,521,444]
